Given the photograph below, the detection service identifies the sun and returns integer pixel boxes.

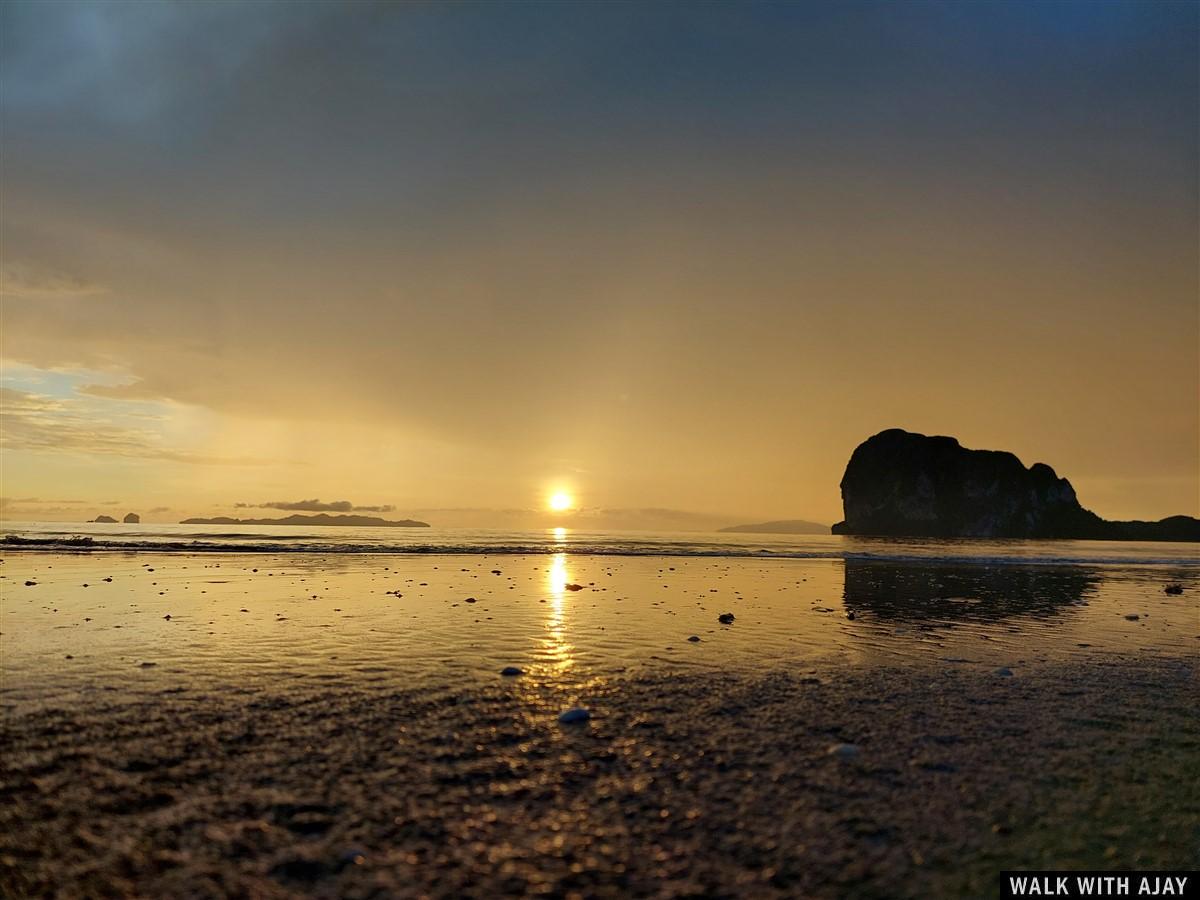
[548,491,573,511]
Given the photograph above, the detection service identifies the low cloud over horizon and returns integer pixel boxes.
[235,499,396,513]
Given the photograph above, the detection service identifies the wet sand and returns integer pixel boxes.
[1,552,1197,897]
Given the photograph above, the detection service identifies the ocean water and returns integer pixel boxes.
[3,520,1198,566]
[2,521,1196,710]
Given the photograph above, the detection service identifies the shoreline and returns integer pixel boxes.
[4,538,1199,570]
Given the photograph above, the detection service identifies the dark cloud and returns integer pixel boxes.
[0,262,106,300]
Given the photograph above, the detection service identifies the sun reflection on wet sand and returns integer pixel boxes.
[2,552,1195,713]
[536,552,574,676]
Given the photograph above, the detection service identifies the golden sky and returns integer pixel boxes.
[1,1,1197,526]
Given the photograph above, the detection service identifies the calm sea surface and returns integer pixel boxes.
[3,521,1198,566]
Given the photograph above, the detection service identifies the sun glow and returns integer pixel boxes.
[548,491,573,511]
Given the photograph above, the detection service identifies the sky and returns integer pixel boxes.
[1,0,1197,527]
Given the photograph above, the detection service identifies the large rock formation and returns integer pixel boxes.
[91,515,118,524]
[123,512,140,524]
[831,429,1200,541]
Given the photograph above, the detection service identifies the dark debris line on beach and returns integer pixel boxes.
[1,658,1197,899]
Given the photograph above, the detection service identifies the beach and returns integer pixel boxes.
[2,544,1197,897]
[5,1,1198,895]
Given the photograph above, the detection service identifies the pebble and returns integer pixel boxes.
[1124,614,1140,621]
[718,613,735,625]
[558,707,591,725]
[687,635,701,642]
[1164,583,1183,595]
[464,597,476,604]
[500,666,523,677]
[994,667,1014,677]
[827,743,860,760]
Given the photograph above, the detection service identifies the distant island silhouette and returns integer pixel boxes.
[832,429,1200,542]
[90,512,141,524]
[719,519,830,535]
[180,514,430,528]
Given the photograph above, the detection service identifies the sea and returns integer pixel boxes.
[3,520,1199,567]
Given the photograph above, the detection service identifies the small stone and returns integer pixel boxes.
[994,667,1014,677]
[464,597,476,603]
[1124,614,1140,621]
[1164,583,1183,595]
[558,707,591,725]
[500,666,523,677]
[24,581,36,587]
[846,611,856,620]
[564,583,584,591]
[163,614,172,620]
[687,635,700,642]
[718,613,735,625]
[827,743,860,760]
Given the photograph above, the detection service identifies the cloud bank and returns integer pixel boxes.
[236,499,395,513]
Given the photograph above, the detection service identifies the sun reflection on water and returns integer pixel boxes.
[539,552,574,674]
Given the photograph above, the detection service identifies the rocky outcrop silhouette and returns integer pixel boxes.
[123,512,140,524]
[831,429,1200,541]
[91,515,118,523]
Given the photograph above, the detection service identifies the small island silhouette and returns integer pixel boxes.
[90,512,141,523]
[180,513,430,528]
[832,429,1200,541]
